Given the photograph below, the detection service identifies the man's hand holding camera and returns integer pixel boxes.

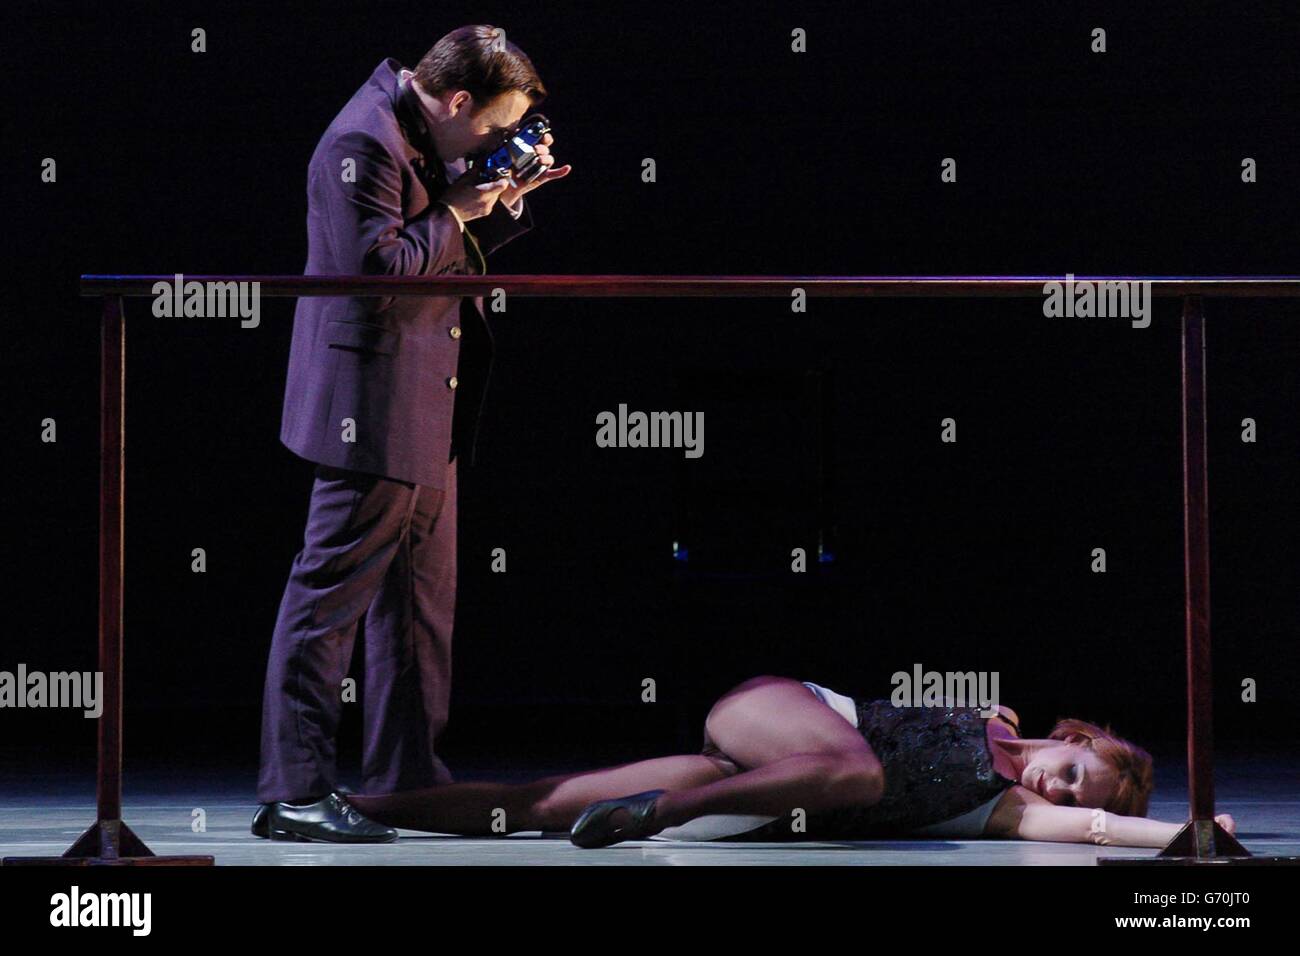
[440,132,569,223]
[499,132,569,206]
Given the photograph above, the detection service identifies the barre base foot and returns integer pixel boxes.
[2,819,214,866]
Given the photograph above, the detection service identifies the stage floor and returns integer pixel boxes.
[3,755,1297,865]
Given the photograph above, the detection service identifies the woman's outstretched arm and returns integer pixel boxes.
[988,787,1238,847]
[1016,804,1177,847]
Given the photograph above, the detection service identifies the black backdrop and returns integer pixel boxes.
[5,1,1298,783]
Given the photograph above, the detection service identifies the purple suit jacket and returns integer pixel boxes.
[280,58,534,489]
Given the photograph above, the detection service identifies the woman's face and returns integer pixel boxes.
[1021,741,1116,808]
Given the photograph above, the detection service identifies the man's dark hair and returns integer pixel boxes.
[413,25,546,112]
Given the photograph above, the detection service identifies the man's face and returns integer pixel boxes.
[439,89,533,163]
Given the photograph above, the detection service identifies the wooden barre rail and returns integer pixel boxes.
[80,274,1300,297]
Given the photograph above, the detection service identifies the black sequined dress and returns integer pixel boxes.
[721,698,1019,841]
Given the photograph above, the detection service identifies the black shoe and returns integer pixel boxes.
[252,785,357,839]
[251,803,272,839]
[569,789,667,848]
[267,792,398,844]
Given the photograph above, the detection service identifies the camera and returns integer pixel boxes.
[468,113,551,185]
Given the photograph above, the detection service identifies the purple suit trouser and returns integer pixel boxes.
[256,454,458,804]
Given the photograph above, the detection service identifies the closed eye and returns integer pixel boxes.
[1063,764,1080,805]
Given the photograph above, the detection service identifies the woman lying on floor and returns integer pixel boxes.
[347,675,1236,848]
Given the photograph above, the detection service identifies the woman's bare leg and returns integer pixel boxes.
[348,754,734,834]
[649,676,883,831]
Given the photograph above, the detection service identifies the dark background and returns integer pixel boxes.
[3,1,1297,790]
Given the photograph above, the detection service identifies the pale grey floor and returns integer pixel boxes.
[3,757,1297,865]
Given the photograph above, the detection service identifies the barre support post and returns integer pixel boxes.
[3,296,213,866]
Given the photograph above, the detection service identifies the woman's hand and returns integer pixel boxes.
[1215,813,1236,836]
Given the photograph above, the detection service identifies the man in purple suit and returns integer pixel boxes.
[253,25,570,842]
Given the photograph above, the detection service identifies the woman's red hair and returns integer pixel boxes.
[1048,717,1154,816]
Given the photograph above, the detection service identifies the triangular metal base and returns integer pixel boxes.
[1160,820,1250,858]
[1099,820,1299,866]
[2,818,213,866]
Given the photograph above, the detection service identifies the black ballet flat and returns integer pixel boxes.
[569,789,667,848]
